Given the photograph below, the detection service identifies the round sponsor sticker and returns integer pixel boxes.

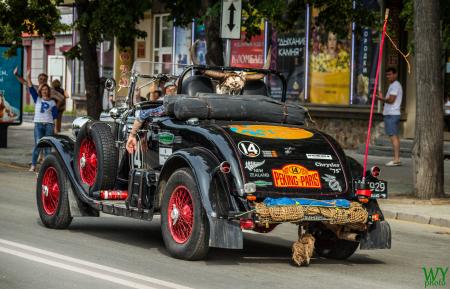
[238,141,260,158]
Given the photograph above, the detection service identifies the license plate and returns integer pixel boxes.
[353,179,388,199]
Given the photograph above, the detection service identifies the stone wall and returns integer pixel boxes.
[309,117,384,149]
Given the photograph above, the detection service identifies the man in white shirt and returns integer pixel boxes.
[377,67,403,166]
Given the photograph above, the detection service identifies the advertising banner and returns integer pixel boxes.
[230,31,264,69]
[309,8,351,105]
[114,46,133,98]
[0,46,23,125]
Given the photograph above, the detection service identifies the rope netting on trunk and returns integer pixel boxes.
[255,201,368,227]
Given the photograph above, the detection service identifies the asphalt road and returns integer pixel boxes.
[0,164,449,289]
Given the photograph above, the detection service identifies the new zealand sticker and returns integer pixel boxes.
[238,141,260,158]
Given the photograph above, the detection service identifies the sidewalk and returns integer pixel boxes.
[0,122,449,228]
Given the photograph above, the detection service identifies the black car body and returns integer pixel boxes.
[36,62,391,261]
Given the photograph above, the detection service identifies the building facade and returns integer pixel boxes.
[66,1,450,147]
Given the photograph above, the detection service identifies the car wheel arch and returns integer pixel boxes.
[157,148,243,249]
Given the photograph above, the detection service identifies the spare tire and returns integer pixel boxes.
[74,122,118,194]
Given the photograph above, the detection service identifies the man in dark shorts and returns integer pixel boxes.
[377,67,403,166]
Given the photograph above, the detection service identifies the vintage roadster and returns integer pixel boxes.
[36,61,391,262]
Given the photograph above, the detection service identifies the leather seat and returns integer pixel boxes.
[242,80,268,96]
[181,75,215,96]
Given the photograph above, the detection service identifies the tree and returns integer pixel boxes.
[0,0,152,119]
[0,0,65,57]
[68,0,152,119]
[412,0,444,199]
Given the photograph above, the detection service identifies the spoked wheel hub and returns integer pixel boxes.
[78,138,97,186]
[41,167,60,215]
[168,185,194,244]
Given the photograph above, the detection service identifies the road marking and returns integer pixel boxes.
[0,238,193,289]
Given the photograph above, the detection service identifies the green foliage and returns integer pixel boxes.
[0,0,67,57]
[400,0,450,50]
[23,104,35,113]
[166,0,380,41]
[74,0,152,49]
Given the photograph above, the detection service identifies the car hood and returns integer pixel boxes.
[221,123,349,198]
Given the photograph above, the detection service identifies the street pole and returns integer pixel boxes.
[225,39,231,67]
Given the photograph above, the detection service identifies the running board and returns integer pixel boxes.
[92,201,154,221]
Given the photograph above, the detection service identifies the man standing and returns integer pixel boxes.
[377,67,403,166]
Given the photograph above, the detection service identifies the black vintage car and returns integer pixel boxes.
[36,61,391,261]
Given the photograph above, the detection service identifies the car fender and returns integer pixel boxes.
[38,135,99,217]
[158,147,243,249]
[360,200,391,249]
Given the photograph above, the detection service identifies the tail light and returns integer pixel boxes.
[371,166,380,177]
[219,161,231,174]
[240,219,255,230]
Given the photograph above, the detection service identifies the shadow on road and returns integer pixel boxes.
[54,217,385,266]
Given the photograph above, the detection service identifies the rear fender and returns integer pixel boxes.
[360,200,391,249]
[38,136,99,217]
[158,148,243,249]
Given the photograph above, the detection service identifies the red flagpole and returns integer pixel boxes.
[362,9,390,179]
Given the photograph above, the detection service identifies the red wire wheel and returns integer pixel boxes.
[78,137,97,186]
[41,167,60,216]
[167,185,194,244]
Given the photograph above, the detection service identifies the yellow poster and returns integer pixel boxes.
[114,46,133,98]
[309,7,350,104]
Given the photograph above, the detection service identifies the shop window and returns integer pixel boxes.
[73,58,85,96]
[269,18,307,102]
[174,26,192,74]
[153,14,173,74]
[193,23,207,65]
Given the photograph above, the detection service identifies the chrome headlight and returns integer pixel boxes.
[72,116,92,137]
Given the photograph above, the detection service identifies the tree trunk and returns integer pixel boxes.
[412,0,444,199]
[201,0,223,66]
[76,1,102,120]
[204,16,224,66]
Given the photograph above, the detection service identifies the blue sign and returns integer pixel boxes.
[0,46,23,125]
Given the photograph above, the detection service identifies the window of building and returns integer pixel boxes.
[174,26,192,74]
[153,14,173,74]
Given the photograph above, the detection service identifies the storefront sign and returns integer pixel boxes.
[114,47,133,98]
[231,31,264,68]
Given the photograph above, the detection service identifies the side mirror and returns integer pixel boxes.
[105,78,116,91]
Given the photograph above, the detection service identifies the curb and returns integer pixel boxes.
[383,209,450,228]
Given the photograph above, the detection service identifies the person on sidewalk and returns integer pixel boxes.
[51,79,68,133]
[377,67,403,166]
[14,69,60,172]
